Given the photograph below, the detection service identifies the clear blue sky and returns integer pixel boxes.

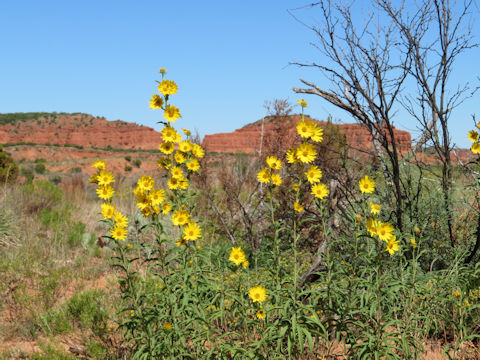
[1,0,478,148]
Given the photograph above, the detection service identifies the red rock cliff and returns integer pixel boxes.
[0,114,163,150]
[202,115,412,155]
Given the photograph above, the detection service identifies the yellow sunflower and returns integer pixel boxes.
[297,120,314,138]
[294,201,304,212]
[186,159,200,172]
[359,175,375,194]
[101,203,116,219]
[286,148,299,164]
[162,202,172,215]
[257,168,271,183]
[161,126,179,143]
[149,94,164,110]
[159,141,175,154]
[97,170,115,186]
[467,130,479,143]
[472,142,480,154]
[91,159,106,170]
[296,143,317,163]
[377,222,395,242]
[266,156,282,170]
[369,202,381,215]
[178,141,192,153]
[158,79,178,96]
[311,183,328,199]
[229,247,246,266]
[170,166,184,179]
[271,173,282,186]
[96,185,114,200]
[256,309,266,319]
[137,175,154,192]
[192,144,205,158]
[174,151,187,164]
[171,209,190,226]
[311,125,324,143]
[183,222,202,241]
[163,104,181,123]
[248,285,267,303]
[305,165,322,184]
[148,189,165,206]
[114,212,128,228]
[385,237,400,255]
[110,225,127,241]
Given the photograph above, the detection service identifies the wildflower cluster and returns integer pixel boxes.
[91,160,129,242]
[468,123,480,154]
[257,99,329,214]
[359,175,399,255]
[147,71,205,244]
[133,175,166,217]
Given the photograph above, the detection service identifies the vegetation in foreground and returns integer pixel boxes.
[8,69,476,359]
[2,65,480,360]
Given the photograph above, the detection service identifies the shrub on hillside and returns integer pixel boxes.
[0,145,19,183]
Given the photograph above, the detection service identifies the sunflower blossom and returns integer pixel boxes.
[229,247,246,266]
[96,185,114,200]
[171,209,190,226]
[158,79,178,96]
[149,189,165,206]
[366,217,379,236]
[192,144,205,158]
[359,175,375,194]
[311,183,328,199]
[311,125,324,143]
[266,156,282,170]
[467,130,479,143]
[178,141,192,153]
[286,148,299,164]
[257,168,271,183]
[248,285,267,303]
[271,173,282,186]
[385,237,400,255]
[164,104,181,123]
[161,126,179,143]
[296,143,317,163]
[110,225,127,241]
[186,159,200,172]
[183,222,202,241]
[149,94,164,110]
[472,142,480,154]
[370,202,381,215]
[162,202,172,214]
[91,159,106,170]
[256,309,266,319]
[294,201,304,212]
[137,176,154,192]
[101,203,116,219]
[159,141,175,154]
[97,170,115,186]
[297,120,314,138]
[377,222,395,242]
[114,212,128,228]
[305,165,322,184]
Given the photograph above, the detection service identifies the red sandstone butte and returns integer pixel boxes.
[0,114,163,150]
[202,115,412,155]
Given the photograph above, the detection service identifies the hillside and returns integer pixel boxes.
[0,113,163,150]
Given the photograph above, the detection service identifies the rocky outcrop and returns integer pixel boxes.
[0,114,163,150]
[202,115,412,155]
